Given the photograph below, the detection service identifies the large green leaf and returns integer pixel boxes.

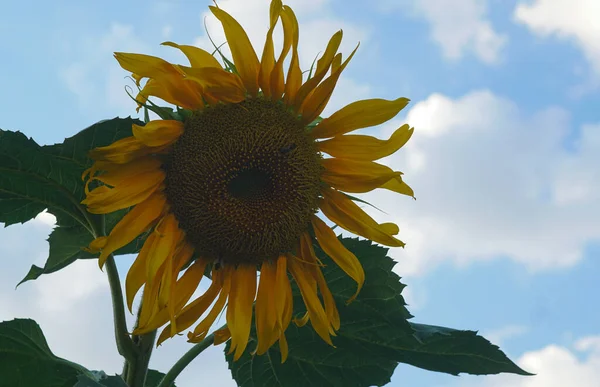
[396,323,533,376]
[226,238,530,386]
[226,238,413,387]
[1,118,152,285]
[0,319,90,387]
[0,129,90,228]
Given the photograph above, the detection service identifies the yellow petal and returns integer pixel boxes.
[299,43,359,124]
[132,120,184,147]
[88,157,162,189]
[161,41,222,69]
[137,263,166,330]
[299,233,340,331]
[138,255,207,334]
[311,97,410,139]
[226,265,257,361]
[82,171,165,214]
[258,0,282,98]
[214,327,232,345]
[255,261,279,355]
[312,215,364,303]
[83,236,107,254]
[321,158,400,193]
[292,30,343,111]
[275,255,293,332]
[178,65,245,103]
[135,78,203,113]
[114,52,204,109]
[320,188,404,247]
[331,53,342,75]
[88,137,152,164]
[210,6,260,96]
[271,4,293,101]
[97,193,167,268]
[381,176,415,198]
[125,232,156,311]
[279,332,289,363]
[288,255,333,345]
[282,6,302,106]
[187,269,232,343]
[318,124,413,161]
[157,269,224,345]
[145,214,182,289]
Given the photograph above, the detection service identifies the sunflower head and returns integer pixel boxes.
[82,0,414,362]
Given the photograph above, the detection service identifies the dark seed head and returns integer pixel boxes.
[164,98,322,265]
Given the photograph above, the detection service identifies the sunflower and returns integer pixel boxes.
[82,0,414,362]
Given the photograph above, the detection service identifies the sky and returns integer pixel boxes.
[1,0,599,386]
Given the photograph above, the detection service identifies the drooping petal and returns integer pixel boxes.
[299,233,340,331]
[320,188,404,247]
[255,261,279,355]
[132,120,184,147]
[226,265,257,361]
[381,176,415,198]
[282,6,302,106]
[125,232,157,311]
[310,97,410,139]
[258,0,282,98]
[156,269,224,344]
[317,124,413,161]
[299,43,359,124]
[145,214,182,290]
[187,269,232,343]
[210,6,260,96]
[275,255,293,334]
[214,327,232,345]
[161,41,222,69]
[311,215,364,303]
[88,157,163,189]
[96,193,167,268]
[321,158,401,193]
[288,255,333,345]
[292,30,343,111]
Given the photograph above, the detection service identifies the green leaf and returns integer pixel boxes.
[396,323,533,376]
[0,318,90,387]
[17,225,95,287]
[0,130,91,228]
[225,238,530,385]
[4,118,153,285]
[226,238,413,387]
[146,369,176,387]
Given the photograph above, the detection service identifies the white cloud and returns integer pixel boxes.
[462,336,600,387]
[380,0,507,63]
[514,0,600,78]
[362,90,600,276]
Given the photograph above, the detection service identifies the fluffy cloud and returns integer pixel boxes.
[363,90,600,275]
[514,0,600,78]
[461,336,600,387]
[380,0,506,63]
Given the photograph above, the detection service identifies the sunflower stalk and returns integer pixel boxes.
[94,214,137,364]
[156,326,224,387]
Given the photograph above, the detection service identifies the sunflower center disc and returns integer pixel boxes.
[165,98,322,265]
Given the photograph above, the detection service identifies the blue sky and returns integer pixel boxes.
[1,0,599,386]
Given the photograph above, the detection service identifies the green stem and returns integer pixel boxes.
[105,255,137,363]
[157,327,223,387]
[126,330,157,387]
